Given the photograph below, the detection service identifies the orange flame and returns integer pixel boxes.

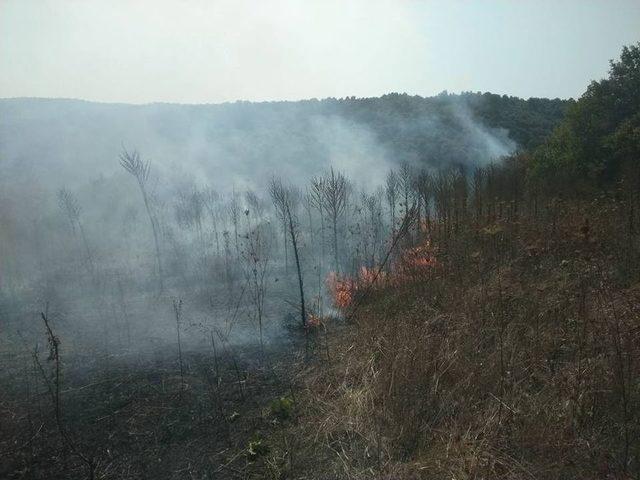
[326,240,438,309]
[326,271,356,308]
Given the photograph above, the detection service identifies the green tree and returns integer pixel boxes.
[532,43,640,184]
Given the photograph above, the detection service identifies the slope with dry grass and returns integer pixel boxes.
[271,179,640,479]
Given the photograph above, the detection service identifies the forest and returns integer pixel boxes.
[1,42,639,479]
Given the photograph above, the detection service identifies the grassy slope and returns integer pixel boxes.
[270,195,640,479]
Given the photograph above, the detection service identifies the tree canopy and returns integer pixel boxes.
[531,43,640,184]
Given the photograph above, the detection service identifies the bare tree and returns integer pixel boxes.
[309,177,326,268]
[172,298,185,392]
[245,190,265,220]
[363,189,384,266]
[57,188,94,276]
[34,307,97,479]
[222,230,233,288]
[174,186,207,272]
[433,169,455,239]
[452,166,468,233]
[202,187,222,256]
[307,183,327,311]
[269,178,307,328]
[311,168,350,273]
[271,184,290,273]
[119,148,164,293]
[241,221,270,350]
[398,162,415,220]
[414,169,433,228]
[227,190,241,257]
[302,190,316,247]
[385,170,398,235]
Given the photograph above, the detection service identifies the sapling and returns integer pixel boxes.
[34,308,96,479]
[269,178,307,328]
[57,188,95,277]
[119,148,165,294]
[311,168,350,273]
[241,223,270,352]
[173,298,185,392]
[116,277,131,347]
[385,169,399,235]
[227,190,241,257]
[397,162,415,221]
[272,182,291,273]
[203,187,222,256]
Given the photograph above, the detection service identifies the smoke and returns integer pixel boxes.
[0,96,516,192]
[0,94,516,354]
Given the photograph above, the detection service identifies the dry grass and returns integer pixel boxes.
[276,195,640,479]
[3,165,640,479]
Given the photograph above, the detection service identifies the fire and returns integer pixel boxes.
[325,266,388,309]
[326,240,438,309]
[326,271,357,308]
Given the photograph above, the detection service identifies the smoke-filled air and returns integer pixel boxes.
[2,1,640,479]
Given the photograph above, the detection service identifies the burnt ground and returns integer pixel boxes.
[0,337,315,480]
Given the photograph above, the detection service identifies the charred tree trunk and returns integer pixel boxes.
[286,203,307,327]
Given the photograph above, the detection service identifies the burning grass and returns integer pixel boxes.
[325,239,438,310]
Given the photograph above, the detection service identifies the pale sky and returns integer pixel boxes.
[1,0,639,104]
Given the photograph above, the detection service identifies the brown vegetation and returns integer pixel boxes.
[269,160,640,479]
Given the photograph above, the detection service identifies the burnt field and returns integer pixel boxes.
[0,336,315,479]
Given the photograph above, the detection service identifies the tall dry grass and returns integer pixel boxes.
[283,160,640,479]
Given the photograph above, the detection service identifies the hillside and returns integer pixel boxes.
[261,44,640,479]
[0,93,567,191]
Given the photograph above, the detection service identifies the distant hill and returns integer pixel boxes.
[0,93,568,193]
[326,92,569,152]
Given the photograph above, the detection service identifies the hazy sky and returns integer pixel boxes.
[2,0,639,104]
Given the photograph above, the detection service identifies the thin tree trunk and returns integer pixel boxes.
[332,215,339,273]
[141,189,164,294]
[77,221,94,276]
[287,205,306,327]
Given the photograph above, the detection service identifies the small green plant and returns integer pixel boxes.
[247,435,270,460]
[269,396,294,420]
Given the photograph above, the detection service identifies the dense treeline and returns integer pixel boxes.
[0,89,567,188]
[313,90,568,160]
[332,92,572,151]
[531,43,640,187]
